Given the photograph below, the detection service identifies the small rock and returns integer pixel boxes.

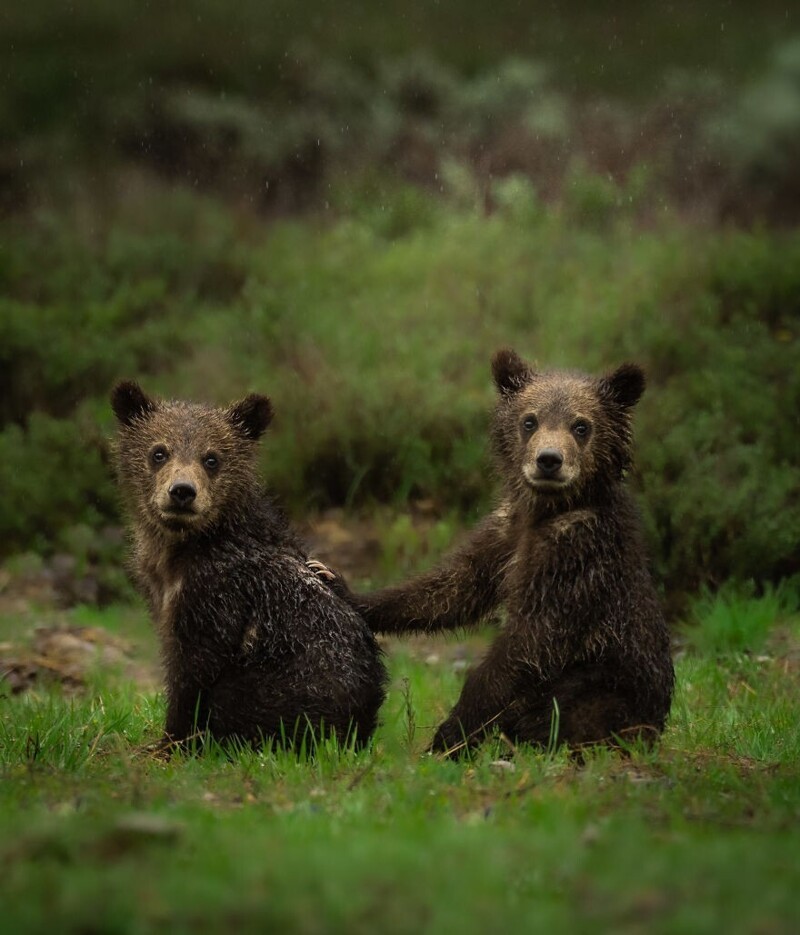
[114,813,183,839]
[489,759,516,773]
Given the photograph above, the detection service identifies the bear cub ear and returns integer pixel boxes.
[598,364,646,410]
[227,394,273,441]
[491,348,534,398]
[111,381,158,426]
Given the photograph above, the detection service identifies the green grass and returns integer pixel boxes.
[682,581,800,656]
[2,9,798,928]
[1,597,799,934]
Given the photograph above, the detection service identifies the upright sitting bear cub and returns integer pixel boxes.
[321,350,674,755]
[111,382,386,752]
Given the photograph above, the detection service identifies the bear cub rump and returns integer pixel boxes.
[323,350,674,755]
[111,381,386,752]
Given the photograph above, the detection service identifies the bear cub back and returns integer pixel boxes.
[111,381,386,752]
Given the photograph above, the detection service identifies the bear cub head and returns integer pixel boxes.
[490,348,645,502]
[111,381,273,537]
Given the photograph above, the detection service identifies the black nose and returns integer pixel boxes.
[536,449,563,476]
[169,482,197,508]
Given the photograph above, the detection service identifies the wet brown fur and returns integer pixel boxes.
[323,350,674,756]
[111,382,386,753]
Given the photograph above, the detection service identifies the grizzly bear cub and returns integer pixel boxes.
[111,382,386,752]
[319,350,674,756]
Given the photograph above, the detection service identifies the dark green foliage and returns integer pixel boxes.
[0,214,247,427]
[2,3,796,222]
[1,194,798,598]
[707,38,800,220]
[0,412,113,550]
[632,233,800,590]
[2,7,799,598]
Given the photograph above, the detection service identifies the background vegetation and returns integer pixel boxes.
[1,3,800,932]
[2,2,799,601]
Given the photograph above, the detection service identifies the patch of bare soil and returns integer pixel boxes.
[0,626,158,696]
[300,509,384,584]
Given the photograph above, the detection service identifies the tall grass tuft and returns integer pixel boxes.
[684,581,799,656]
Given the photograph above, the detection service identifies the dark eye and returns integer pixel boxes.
[150,446,168,466]
[572,420,590,438]
[522,415,538,434]
[203,454,219,471]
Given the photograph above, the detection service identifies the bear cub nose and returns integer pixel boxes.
[536,449,563,476]
[169,482,197,508]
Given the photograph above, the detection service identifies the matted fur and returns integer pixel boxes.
[111,382,386,752]
[321,350,673,756]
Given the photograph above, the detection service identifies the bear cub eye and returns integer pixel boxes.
[150,446,169,466]
[572,420,590,439]
[522,415,538,434]
[203,453,220,472]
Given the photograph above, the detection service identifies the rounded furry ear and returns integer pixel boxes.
[111,381,158,426]
[598,364,646,410]
[491,348,534,397]
[227,394,273,440]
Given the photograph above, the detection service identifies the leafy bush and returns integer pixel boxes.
[0,411,114,552]
[1,177,798,601]
[632,232,800,591]
[0,201,249,426]
[562,160,622,229]
[707,38,800,217]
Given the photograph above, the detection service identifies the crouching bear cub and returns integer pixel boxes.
[319,350,674,756]
[111,382,386,752]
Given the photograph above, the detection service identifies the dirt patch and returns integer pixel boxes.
[0,625,157,696]
[299,510,384,583]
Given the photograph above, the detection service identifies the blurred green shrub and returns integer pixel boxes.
[1,185,798,602]
[563,160,622,229]
[380,54,459,120]
[329,174,443,239]
[3,0,799,227]
[633,232,800,591]
[0,297,174,426]
[452,58,550,139]
[491,173,543,225]
[0,411,114,551]
[707,38,800,218]
[0,209,248,426]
